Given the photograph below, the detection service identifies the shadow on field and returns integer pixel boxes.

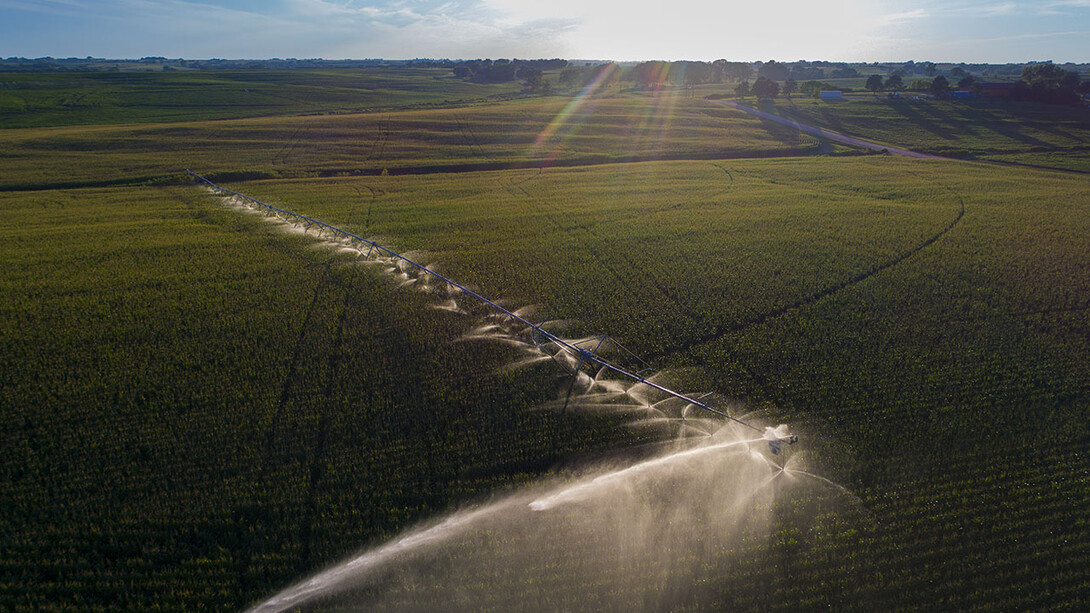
[879,100,955,141]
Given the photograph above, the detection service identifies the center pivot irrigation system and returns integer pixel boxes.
[187,170,799,455]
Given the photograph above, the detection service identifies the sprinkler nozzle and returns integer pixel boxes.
[764,426,799,455]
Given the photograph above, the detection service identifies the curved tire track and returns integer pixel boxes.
[501,168,724,333]
[651,190,966,362]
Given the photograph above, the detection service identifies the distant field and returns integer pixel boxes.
[0,95,815,190]
[0,68,531,128]
[769,96,1090,170]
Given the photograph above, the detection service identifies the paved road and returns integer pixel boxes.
[716,100,946,160]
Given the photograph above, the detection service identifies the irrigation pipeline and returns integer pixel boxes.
[187,170,768,435]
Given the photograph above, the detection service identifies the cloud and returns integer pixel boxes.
[974,2,1020,16]
[2,0,1088,62]
[874,8,930,26]
[0,0,88,16]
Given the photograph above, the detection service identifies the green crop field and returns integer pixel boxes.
[766,96,1090,170]
[0,68,531,128]
[0,95,814,191]
[2,69,1088,611]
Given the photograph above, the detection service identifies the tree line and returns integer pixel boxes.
[858,62,1087,103]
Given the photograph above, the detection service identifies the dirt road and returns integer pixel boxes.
[716,100,946,160]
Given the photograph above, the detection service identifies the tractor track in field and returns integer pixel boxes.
[456,114,489,159]
[348,184,383,231]
[271,120,314,166]
[499,168,712,337]
[650,186,967,363]
[949,302,1090,324]
[297,290,349,572]
[492,163,790,406]
[260,261,335,477]
[363,113,392,162]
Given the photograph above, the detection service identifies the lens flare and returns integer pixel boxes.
[531,63,619,162]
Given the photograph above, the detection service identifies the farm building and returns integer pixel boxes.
[979,82,1015,97]
[819,90,844,100]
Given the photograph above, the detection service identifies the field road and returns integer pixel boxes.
[716,100,946,160]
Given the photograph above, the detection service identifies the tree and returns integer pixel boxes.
[1016,62,1081,104]
[559,66,584,90]
[885,74,904,91]
[711,59,729,82]
[721,62,752,82]
[957,75,976,90]
[1061,70,1080,91]
[865,74,884,94]
[800,80,832,97]
[632,61,669,89]
[681,61,712,87]
[929,75,950,96]
[1022,62,1066,86]
[734,81,750,98]
[753,76,780,99]
[909,79,931,92]
[758,60,789,81]
[520,68,549,92]
[783,78,797,99]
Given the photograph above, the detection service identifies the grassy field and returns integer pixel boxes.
[0,68,532,128]
[0,95,816,190]
[767,96,1090,170]
[2,70,1088,611]
[1,183,649,611]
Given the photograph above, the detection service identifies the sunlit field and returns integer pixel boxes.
[0,94,816,190]
[0,68,530,128]
[2,70,1088,611]
[769,96,1090,170]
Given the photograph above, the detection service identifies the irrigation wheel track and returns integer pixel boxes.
[499,166,722,337]
[650,187,967,362]
[297,290,350,573]
[260,261,336,476]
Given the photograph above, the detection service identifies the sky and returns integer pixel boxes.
[1,0,1088,63]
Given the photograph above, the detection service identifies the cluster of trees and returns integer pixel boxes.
[797,80,836,97]
[760,60,858,80]
[1011,63,1086,104]
[558,63,620,91]
[864,73,966,96]
[622,60,875,90]
[860,62,1088,104]
[734,76,785,99]
[626,60,752,88]
[450,59,566,89]
[734,77,852,100]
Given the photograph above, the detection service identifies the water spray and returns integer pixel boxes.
[763,424,799,455]
[188,170,799,456]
